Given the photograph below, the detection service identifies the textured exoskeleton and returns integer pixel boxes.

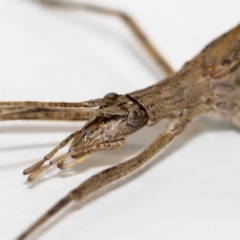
[0,1,239,239]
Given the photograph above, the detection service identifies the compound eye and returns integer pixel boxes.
[127,109,144,127]
[104,92,118,100]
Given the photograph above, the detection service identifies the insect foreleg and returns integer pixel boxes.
[23,129,83,179]
[16,107,192,240]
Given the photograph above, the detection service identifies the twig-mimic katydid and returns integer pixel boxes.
[0,0,240,240]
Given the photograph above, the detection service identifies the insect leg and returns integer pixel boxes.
[0,107,96,121]
[16,109,192,240]
[0,98,106,108]
[0,95,114,121]
[23,129,83,178]
[0,92,123,121]
[39,0,174,76]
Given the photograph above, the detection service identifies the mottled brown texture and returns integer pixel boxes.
[1,1,239,240]
[130,24,240,122]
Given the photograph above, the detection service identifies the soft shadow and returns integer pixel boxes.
[0,158,39,170]
[0,142,59,152]
[25,115,239,188]
[0,123,81,134]
[9,2,240,238]
[20,117,239,237]
[15,115,240,238]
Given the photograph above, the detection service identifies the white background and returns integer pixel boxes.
[0,0,240,239]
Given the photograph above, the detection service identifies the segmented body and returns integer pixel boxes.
[0,2,239,239]
[130,24,240,125]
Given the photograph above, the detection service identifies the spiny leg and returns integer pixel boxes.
[39,0,174,76]
[16,110,192,240]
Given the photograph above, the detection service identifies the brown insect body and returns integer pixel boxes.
[0,1,240,239]
[130,24,240,123]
